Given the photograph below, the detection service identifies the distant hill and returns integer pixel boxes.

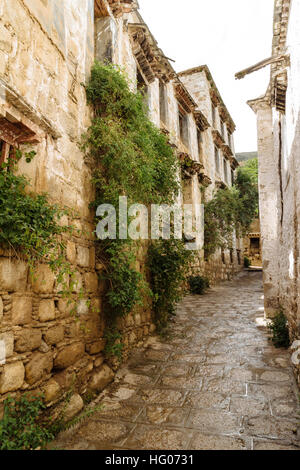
[236,152,258,163]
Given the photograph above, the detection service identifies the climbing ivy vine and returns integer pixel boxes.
[147,238,194,332]
[83,61,193,338]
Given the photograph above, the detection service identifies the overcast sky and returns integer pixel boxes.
[138,0,275,153]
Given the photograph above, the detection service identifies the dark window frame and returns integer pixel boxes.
[223,157,228,183]
[0,139,16,168]
[231,169,235,185]
[159,80,168,125]
[214,146,220,173]
[197,127,203,161]
[178,106,190,149]
[212,104,217,128]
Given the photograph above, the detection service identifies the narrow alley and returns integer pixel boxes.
[54,272,300,451]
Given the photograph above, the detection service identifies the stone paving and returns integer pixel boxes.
[54,272,300,450]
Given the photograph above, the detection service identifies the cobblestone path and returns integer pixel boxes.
[55,272,300,450]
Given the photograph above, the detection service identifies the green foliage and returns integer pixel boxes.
[204,187,239,258]
[147,239,194,331]
[0,163,70,270]
[188,275,210,295]
[84,62,179,209]
[82,391,97,406]
[0,154,76,287]
[239,158,258,185]
[104,327,124,360]
[0,389,104,450]
[244,256,251,268]
[0,155,88,322]
[83,62,180,324]
[0,394,54,450]
[204,162,258,258]
[235,158,259,220]
[103,244,144,318]
[268,311,290,349]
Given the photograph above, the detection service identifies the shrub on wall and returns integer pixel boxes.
[147,239,194,332]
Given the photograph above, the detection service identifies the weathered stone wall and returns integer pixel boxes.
[255,104,280,316]
[250,0,300,387]
[0,0,155,416]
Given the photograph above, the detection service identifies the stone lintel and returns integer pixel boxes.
[194,110,210,131]
[212,129,225,149]
[222,143,233,159]
[0,78,61,139]
[198,173,212,187]
[179,152,204,179]
[129,24,175,84]
[247,95,272,114]
[108,0,139,18]
[175,82,197,114]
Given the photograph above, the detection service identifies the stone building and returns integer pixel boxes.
[238,0,300,384]
[0,0,241,411]
[178,66,242,281]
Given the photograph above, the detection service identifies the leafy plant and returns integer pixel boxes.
[188,275,210,295]
[0,156,88,322]
[45,376,103,439]
[239,158,258,185]
[0,163,70,269]
[0,388,105,451]
[268,311,290,349]
[0,394,54,450]
[235,160,259,223]
[147,239,194,331]
[104,326,124,360]
[204,163,258,258]
[244,256,251,268]
[103,244,144,318]
[84,62,179,210]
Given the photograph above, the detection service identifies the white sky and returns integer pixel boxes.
[138,0,275,153]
